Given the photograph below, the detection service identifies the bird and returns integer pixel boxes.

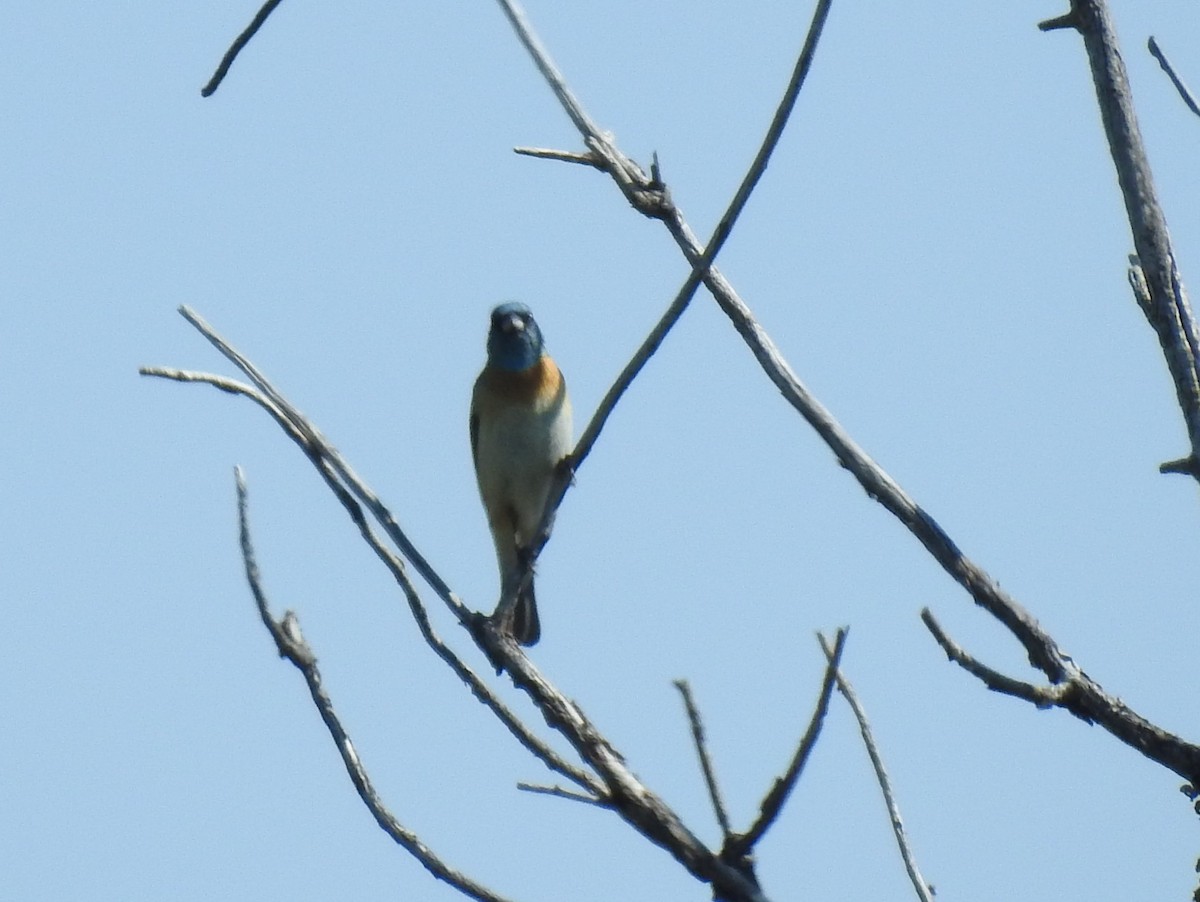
[470,302,572,646]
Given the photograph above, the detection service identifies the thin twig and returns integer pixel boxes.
[924,598,1200,781]
[818,633,936,902]
[141,359,601,795]
[575,0,835,465]
[516,782,610,808]
[512,146,605,169]
[727,627,846,860]
[674,680,733,840]
[235,468,512,902]
[1148,37,1200,120]
[201,0,286,97]
[921,609,1065,707]
[177,305,465,620]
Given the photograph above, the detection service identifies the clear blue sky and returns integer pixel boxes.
[4,2,1200,899]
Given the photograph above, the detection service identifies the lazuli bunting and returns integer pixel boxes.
[470,302,573,646]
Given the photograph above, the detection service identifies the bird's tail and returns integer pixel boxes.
[513,581,541,646]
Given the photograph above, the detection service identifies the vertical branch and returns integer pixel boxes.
[1042,1,1200,478]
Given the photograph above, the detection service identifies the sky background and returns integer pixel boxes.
[4,1,1200,900]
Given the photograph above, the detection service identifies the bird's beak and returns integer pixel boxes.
[501,315,525,334]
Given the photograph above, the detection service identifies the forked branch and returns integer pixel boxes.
[500,0,1200,786]
[142,351,598,794]
[727,628,846,863]
[143,311,769,902]
[505,0,834,613]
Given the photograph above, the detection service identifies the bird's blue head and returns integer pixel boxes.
[486,302,545,372]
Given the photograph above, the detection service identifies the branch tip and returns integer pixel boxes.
[729,627,847,860]
[1148,36,1200,120]
[512,145,606,170]
[674,679,734,839]
[819,632,936,902]
[201,0,286,97]
[1160,456,1198,476]
[1038,12,1078,32]
[516,782,609,808]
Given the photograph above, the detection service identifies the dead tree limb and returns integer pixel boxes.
[498,0,1200,786]
[142,315,770,902]
[235,467,513,902]
[818,634,935,902]
[201,0,285,96]
[1041,1,1200,480]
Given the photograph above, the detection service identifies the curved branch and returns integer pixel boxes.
[202,0,286,97]
[235,468,512,902]
[177,305,466,621]
[727,628,845,861]
[922,608,1200,784]
[921,610,1064,707]
[140,358,602,795]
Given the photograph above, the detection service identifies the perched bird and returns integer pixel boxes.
[470,302,572,645]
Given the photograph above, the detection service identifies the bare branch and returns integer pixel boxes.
[575,0,835,458]
[497,0,1200,788]
[509,0,835,603]
[201,0,286,97]
[1038,12,1079,32]
[512,146,605,169]
[1041,0,1200,478]
[497,0,1074,685]
[492,1,665,220]
[921,609,1064,707]
[142,341,602,796]
[1160,456,1198,477]
[818,633,936,902]
[516,782,610,808]
[472,623,769,902]
[1148,37,1200,120]
[145,317,767,902]
[177,305,467,622]
[727,627,845,861]
[235,468,512,902]
[674,680,733,841]
[921,606,1200,784]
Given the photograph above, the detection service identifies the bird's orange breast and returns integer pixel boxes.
[477,355,565,411]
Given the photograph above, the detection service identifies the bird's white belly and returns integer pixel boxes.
[475,402,572,540]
